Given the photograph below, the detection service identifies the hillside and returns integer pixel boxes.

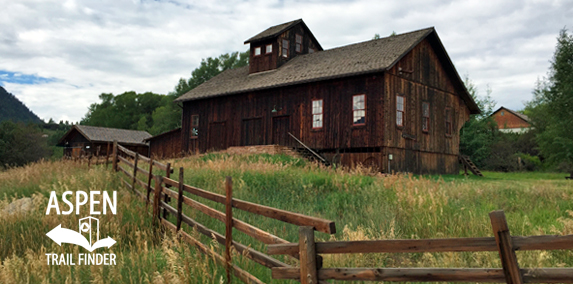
[1,154,572,283]
[0,86,42,124]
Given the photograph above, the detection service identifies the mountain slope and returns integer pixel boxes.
[0,86,42,123]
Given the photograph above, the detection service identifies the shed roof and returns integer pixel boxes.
[176,26,480,114]
[57,125,151,146]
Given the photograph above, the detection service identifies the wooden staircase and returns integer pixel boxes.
[288,132,330,166]
[459,155,483,177]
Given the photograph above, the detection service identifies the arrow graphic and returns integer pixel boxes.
[46,224,116,252]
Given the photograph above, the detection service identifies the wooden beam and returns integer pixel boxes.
[490,210,523,284]
[299,226,318,284]
[225,176,233,283]
[176,167,184,231]
[112,140,118,171]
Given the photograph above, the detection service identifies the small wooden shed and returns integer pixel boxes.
[57,125,151,158]
[144,128,182,158]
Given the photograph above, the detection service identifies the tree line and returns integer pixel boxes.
[460,28,573,174]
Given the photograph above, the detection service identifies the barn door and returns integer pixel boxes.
[208,122,226,151]
[272,116,290,146]
[241,118,263,146]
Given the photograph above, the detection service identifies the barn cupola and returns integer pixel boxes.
[244,19,323,74]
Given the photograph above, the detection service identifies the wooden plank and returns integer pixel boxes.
[272,267,506,282]
[269,234,573,256]
[112,140,118,171]
[299,226,318,284]
[513,234,573,251]
[138,154,151,163]
[490,210,523,284]
[153,176,163,226]
[161,219,265,284]
[152,160,170,172]
[177,167,184,231]
[225,176,233,283]
[161,202,289,269]
[162,163,172,219]
[118,156,134,169]
[271,267,573,283]
[132,153,139,193]
[163,176,336,234]
[146,158,154,203]
[117,144,136,157]
[136,166,150,177]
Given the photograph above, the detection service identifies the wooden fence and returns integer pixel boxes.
[111,141,336,283]
[109,141,573,283]
[268,212,573,283]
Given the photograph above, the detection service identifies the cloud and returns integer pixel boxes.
[0,0,571,121]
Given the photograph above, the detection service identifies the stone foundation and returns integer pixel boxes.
[225,145,299,157]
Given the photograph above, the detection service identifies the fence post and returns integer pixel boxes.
[225,176,233,283]
[162,162,172,219]
[146,159,154,204]
[153,175,163,227]
[299,226,318,284]
[490,210,523,284]
[112,140,118,172]
[132,153,139,193]
[176,167,184,231]
[88,153,92,169]
[105,142,110,169]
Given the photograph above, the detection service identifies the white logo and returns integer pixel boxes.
[46,217,116,252]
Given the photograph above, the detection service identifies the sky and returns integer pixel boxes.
[0,0,571,123]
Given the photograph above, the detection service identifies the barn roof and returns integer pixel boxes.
[491,107,530,122]
[143,127,181,142]
[176,26,480,114]
[57,125,151,147]
[244,19,303,43]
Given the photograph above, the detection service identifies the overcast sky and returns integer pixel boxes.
[1,0,571,122]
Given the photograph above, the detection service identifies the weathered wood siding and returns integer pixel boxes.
[249,22,321,74]
[149,128,182,158]
[382,38,470,174]
[181,74,385,154]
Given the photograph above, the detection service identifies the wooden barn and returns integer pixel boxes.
[145,128,182,158]
[174,19,481,174]
[490,107,531,133]
[57,125,151,158]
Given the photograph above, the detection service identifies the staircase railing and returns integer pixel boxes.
[287,132,330,165]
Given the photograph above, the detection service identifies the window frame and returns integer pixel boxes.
[352,94,366,126]
[281,39,289,58]
[445,107,453,137]
[396,94,405,128]
[254,46,262,57]
[265,44,272,54]
[422,101,430,133]
[309,47,315,53]
[295,34,302,53]
[311,99,324,130]
[191,115,199,139]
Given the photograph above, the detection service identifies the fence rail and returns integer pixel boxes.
[268,212,573,284]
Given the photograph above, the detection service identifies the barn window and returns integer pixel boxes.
[422,102,430,132]
[266,44,272,53]
[445,108,452,136]
[295,34,302,53]
[254,47,261,56]
[191,115,199,139]
[312,99,323,129]
[309,47,315,53]
[282,39,289,58]
[396,95,405,127]
[353,94,366,125]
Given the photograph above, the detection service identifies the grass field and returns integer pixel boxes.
[1,154,572,283]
